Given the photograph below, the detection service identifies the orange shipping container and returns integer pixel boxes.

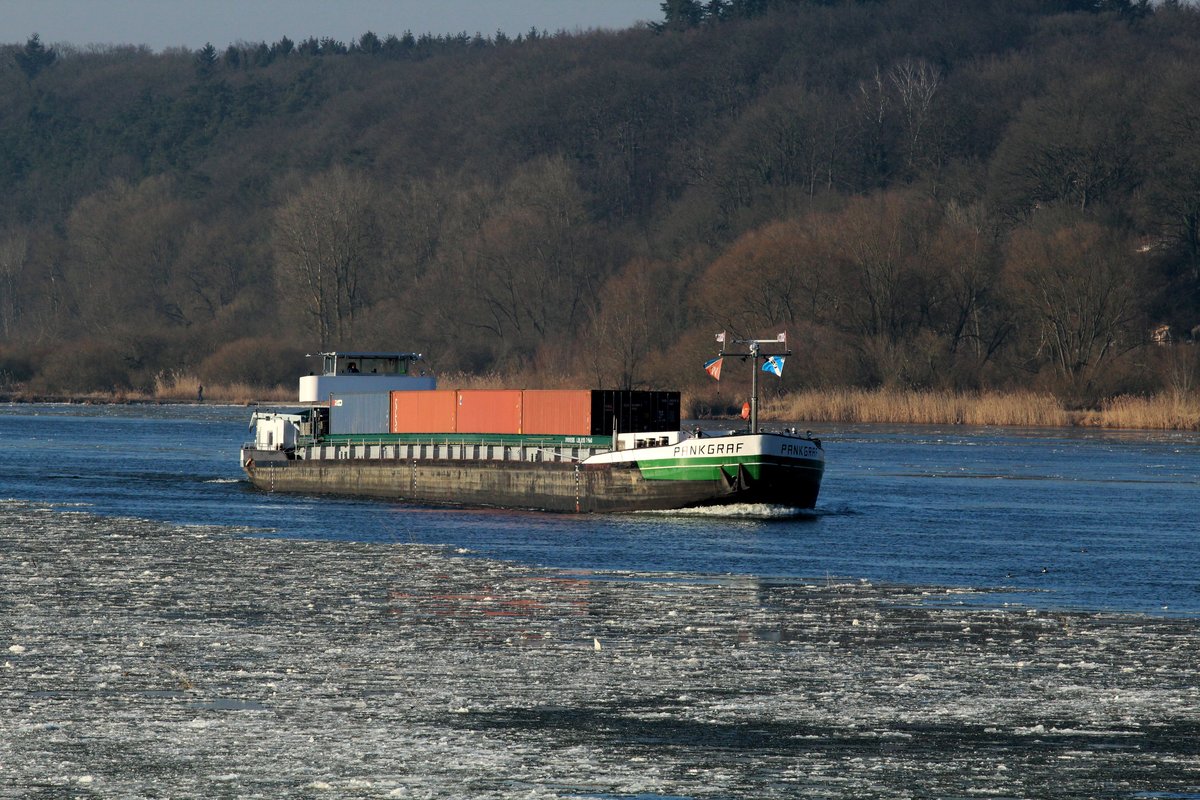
[455,390,523,434]
[390,390,458,433]
[522,390,592,435]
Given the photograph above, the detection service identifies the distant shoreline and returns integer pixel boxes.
[4,387,1198,431]
[0,392,257,407]
[756,387,1200,432]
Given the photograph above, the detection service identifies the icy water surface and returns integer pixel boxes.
[1,404,1200,797]
[3,501,1200,798]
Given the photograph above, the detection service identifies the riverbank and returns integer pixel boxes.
[0,383,292,406]
[3,384,1198,431]
[4,499,1199,799]
[760,387,1200,431]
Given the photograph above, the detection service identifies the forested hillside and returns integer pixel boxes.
[2,0,1199,405]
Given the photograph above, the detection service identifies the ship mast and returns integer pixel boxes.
[719,333,790,434]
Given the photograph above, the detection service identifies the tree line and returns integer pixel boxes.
[1,0,1199,405]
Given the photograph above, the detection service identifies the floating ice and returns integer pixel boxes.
[2,500,1199,799]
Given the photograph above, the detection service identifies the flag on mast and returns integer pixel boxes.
[762,356,785,377]
[715,331,726,344]
[704,357,724,381]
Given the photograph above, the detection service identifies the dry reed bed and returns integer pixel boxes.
[150,371,290,405]
[1078,393,1200,430]
[763,388,1200,431]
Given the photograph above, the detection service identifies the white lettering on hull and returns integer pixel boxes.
[672,442,746,457]
[780,443,821,458]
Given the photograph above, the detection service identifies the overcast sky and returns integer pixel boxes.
[1,0,664,52]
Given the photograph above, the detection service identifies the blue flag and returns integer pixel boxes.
[761,356,785,377]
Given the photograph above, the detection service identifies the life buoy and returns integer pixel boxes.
[244,457,254,470]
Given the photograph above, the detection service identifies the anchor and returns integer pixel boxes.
[719,463,751,493]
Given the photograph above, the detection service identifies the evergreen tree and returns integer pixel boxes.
[726,0,769,19]
[15,34,56,79]
[357,31,382,54]
[704,0,728,23]
[194,43,217,78]
[660,0,705,29]
[320,37,348,55]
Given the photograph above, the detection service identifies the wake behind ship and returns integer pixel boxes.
[241,351,824,513]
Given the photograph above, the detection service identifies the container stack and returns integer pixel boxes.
[330,388,680,436]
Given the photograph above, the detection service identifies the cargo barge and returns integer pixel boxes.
[241,349,824,513]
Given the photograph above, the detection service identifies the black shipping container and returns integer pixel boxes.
[590,390,680,435]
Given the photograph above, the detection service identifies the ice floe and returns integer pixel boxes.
[2,499,1199,798]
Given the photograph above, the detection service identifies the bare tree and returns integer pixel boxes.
[697,217,831,334]
[64,176,187,337]
[1146,74,1200,289]
[1005,221,1139,384]
[991,74,1139,214]
[456,157,598,363]
[586,259,661,389]
[927,201,1007,361]
[829,191,934,341]
[889,58,942,177]
[0,232,28,339]
[273,167,377,348]
[720,87,846,212]
[850,67,894,187]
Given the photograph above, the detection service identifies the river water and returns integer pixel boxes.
[2,403,1199,798]
[1,403,1196,615]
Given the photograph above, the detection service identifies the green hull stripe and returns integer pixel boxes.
[637,454,823,482]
